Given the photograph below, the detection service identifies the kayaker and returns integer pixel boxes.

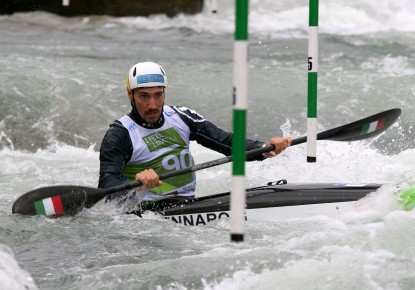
[98,61,291,206]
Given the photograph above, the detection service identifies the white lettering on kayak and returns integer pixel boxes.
[165,211,231,226]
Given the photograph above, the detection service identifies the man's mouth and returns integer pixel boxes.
[145,110,159,117]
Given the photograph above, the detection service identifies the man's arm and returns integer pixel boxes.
[172,106,265,160]
[98,122,133,189]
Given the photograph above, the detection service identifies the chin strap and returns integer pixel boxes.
[130,99,138,114]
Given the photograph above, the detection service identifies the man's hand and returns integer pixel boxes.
[135,169,162,188]
[263,137,292,158]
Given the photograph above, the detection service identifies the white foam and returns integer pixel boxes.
[0,244,39,290]
[112,0,415,37]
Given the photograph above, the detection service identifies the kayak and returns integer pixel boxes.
[138,180,382,226]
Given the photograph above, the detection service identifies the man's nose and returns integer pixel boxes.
[147,96,157,108]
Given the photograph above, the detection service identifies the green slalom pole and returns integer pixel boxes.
[307,0,319,162]
[230,0,249,242]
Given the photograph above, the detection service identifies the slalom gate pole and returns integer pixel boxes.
[307,0,319,162]
[230,0,249,242]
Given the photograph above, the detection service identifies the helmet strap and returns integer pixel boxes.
[130,98,139,114]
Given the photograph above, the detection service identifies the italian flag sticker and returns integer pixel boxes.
[361,118,385,134]
[34,195,64,216]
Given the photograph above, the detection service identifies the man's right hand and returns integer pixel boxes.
[135,169,162,188]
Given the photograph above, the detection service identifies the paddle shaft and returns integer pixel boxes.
[105,131,337,195]
[104,144,277,195]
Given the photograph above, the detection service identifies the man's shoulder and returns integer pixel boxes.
[106,120,129,137]
[109,119,127,129]
[100,120,132,150]
[167,105,206,123]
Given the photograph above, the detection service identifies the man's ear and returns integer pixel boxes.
[127,89,133,100]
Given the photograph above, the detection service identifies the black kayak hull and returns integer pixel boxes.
[147,181,383,226]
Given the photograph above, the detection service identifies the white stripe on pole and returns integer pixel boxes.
[308,27,319,73]
[233,42,248,109]
[230,176,246,236]
[307,118,317,157]
[212,0,218,13]
[63,0,70,6]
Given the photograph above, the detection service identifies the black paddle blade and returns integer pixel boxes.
[322,108,401,141]
[12,185,106,217]
[292,108,401,145]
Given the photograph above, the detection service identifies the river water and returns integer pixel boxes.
[1,0,415,289]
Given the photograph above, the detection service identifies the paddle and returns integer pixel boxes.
[12,108,401,217]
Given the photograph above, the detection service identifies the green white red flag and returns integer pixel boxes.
[34,195,64,216]
[362,118,385,134]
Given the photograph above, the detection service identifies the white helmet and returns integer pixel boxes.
[126,62,167,91]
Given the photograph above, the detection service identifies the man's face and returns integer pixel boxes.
[129,86,165,124]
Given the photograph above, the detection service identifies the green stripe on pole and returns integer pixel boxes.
[235,0,248,40]
[232,109,246,175]
[307,72,318,118]
[309,0,319,26]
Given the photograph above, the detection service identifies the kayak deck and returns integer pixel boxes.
[133,180,382,224]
